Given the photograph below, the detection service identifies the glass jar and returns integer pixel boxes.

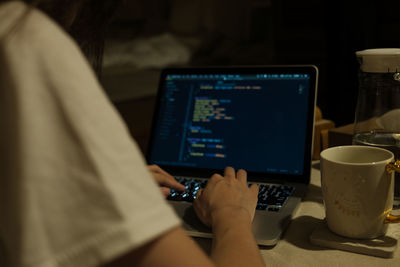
[353,48,400,201]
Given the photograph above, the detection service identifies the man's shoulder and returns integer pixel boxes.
[0,1,77,54]
[0,1,28,37]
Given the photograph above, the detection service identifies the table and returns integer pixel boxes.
[196,162,400,266]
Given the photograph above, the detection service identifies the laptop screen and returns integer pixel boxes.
[147,66,317,182]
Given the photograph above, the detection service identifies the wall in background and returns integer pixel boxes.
[104,0,400,127]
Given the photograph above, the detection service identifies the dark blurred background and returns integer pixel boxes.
[100,0,400,152]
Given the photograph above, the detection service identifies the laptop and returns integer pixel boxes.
[146,65,318,246]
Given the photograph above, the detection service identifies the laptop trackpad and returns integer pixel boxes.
[172,202,212,235]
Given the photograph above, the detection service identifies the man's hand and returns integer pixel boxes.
[193,167,259,228]
[148,165,185,197]
[193,167,264,266]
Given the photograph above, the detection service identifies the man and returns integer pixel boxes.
[0,1,265,266]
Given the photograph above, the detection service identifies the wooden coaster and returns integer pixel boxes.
[309,222,398,258]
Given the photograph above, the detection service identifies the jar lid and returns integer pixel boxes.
[356,48,400,73]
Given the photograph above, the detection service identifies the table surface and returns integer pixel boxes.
[195,162,400,267]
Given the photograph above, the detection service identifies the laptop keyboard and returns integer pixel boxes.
[168,177,295,212]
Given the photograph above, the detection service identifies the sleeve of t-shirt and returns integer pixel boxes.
[0,3,181,267]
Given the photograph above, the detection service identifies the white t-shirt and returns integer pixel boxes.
[0,2,180,267]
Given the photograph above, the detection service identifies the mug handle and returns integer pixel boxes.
[385,160,400,223]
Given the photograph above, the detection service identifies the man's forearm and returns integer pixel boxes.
[211,209,265,267]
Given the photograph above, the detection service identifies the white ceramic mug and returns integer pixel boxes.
[320,145,400,239]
